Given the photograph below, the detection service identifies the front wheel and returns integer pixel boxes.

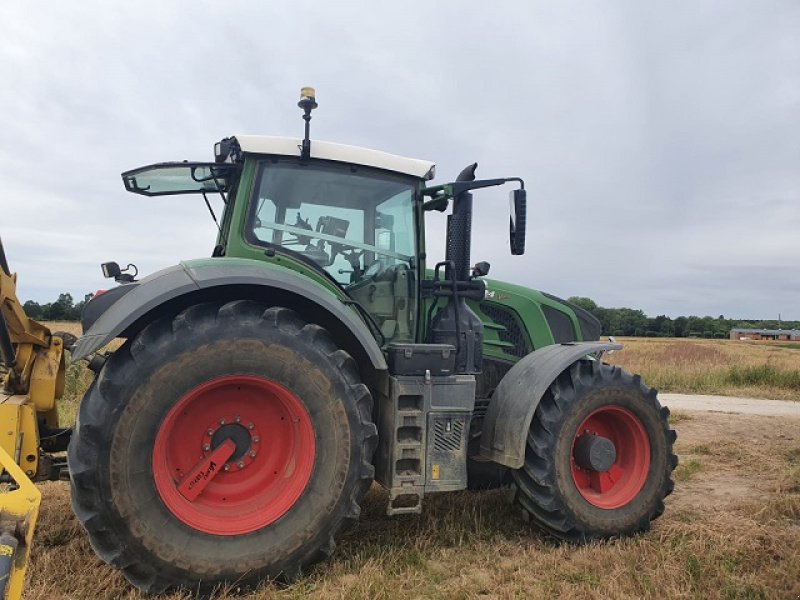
[68,301,377,594]
[511,360,676,541]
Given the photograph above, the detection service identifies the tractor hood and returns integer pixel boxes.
[468,277,601,360]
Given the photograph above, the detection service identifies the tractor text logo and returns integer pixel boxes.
[187,461,217,491]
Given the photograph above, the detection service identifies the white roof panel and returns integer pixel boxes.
[233,135,435,180]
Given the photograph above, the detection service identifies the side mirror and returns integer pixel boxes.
[509,188,527,255]
[101,261,138,283]
[101,261,122,279]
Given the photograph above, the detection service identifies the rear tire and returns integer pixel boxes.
[68,301,377,594]
[511,360,676,541]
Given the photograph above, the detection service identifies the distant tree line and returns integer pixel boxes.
[23,293,92,322]
[23,291,800,336]
[567,297,800,339]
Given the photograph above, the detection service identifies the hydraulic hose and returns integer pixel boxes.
[0,236,16,371]
[0,312,15,371]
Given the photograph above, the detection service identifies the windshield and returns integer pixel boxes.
[247,161,419,343]
[249,162,416,284]
[122,162,236,196]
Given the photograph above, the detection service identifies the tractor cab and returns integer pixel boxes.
[245,158,420,342]
[120,139,430,344]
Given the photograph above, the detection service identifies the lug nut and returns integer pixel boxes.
[247,423,254,430]
[237,461,245,469]
[253,436,260,443]
[203,444,211,451]
[207,429,214,435]
[235,416,241,423]
[219,418,226,425]
[249,450,256,458]
[223,464,230,471]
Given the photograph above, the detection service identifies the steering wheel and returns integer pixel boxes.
[299,246,333,266]
[361,261,383,279]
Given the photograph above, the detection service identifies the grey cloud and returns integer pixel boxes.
[0,1,797,319]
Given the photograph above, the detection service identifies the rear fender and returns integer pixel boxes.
[72,261,387,387]
[478,341,622,468]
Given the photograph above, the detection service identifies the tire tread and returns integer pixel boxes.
[69,302,377,594]
[511,361,677,542]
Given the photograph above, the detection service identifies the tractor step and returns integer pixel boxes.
[376,371,475,516]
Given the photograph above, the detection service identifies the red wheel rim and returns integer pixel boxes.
[152,375,315,535]
[570,406,650,509]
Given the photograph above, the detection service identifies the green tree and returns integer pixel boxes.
[673,316,688,337]
[23,300,43,319]
[567,296,598,314]
[47,293,75,321]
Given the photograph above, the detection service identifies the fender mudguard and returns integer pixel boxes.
[478,341,622,468]
[71,259,387,373]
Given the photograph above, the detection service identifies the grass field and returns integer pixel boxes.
[19,327,800,599]
[47,324,800,411]
[604,337,800,401]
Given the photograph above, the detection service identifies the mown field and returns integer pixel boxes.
[19,329,800,599]
[605,337,800,401]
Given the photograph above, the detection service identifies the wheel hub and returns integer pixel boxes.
[151,375,315,535]
[573,433,616,472]
[203,417,261,470]
[570,405,651,509]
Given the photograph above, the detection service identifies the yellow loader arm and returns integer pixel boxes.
[0,446,40,600]
[0,237,65,600]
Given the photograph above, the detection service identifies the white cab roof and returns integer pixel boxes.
[233,135,435,180]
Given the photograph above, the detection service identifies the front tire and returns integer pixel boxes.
[68,301,377,593]
[511,360,676,541]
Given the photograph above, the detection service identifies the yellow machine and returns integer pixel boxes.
[0,238,65,600]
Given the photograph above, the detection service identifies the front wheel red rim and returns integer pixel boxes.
[152,375,316,535]
[570,405,650,509]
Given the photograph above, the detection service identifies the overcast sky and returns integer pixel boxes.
[1,2,798,319]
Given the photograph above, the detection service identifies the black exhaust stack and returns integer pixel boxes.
[445,163,477,282]
[429,164,484,374]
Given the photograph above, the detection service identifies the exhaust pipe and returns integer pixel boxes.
[445,163,477,281]
[433,163,485,374]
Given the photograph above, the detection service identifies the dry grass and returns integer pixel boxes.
[605,337,800,400]
[20,328,799,599]
[24,411,800,599]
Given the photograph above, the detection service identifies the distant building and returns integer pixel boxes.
[729,328,800,341]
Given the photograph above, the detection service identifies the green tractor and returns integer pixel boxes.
[68,88,676,594]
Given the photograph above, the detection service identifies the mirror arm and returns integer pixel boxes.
[422,177,526,201]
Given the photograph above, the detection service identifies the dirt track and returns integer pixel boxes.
[663,394,799,516]
[660,392,800,417]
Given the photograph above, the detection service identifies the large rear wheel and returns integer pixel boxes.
[511,360,676,541]
[68,301,377,593]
